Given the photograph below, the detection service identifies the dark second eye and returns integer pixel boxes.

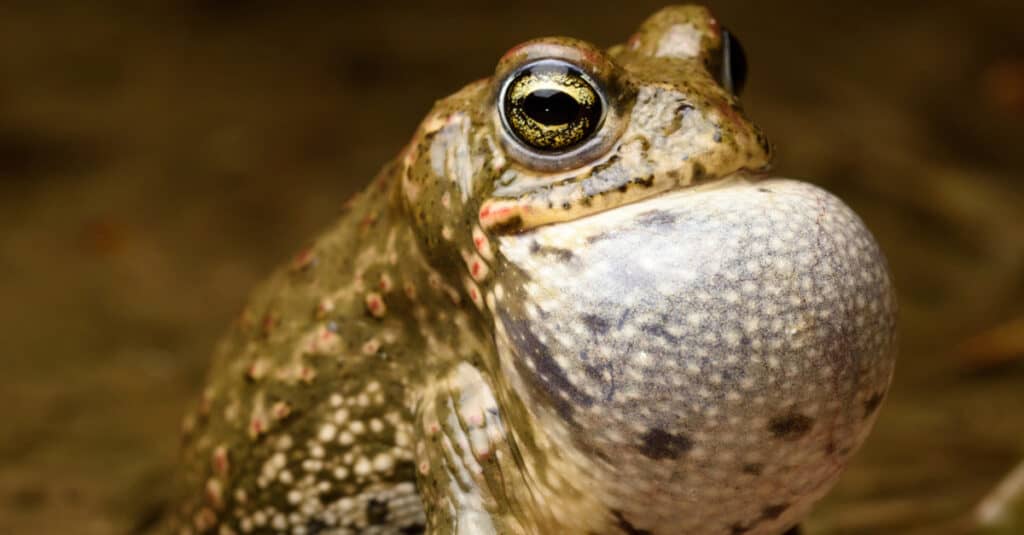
[720,29,748,95]
[500,60,604,152]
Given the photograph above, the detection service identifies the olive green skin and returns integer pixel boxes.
[170,5,895,535]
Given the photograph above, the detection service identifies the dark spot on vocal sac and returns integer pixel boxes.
[638,428,693,459]
[367,498,389,524]
[768,413,814,440]
[580,313,611,335]
[498,309,593,421]
[640,322,680,344]
[612,510,652,535]
[635,209,678,228]
[580,359,617,402]
[863,390,885,418]
[529,241,575,262]
[762,504,790,520]
[741,463,764,476]
[758,187,772,193]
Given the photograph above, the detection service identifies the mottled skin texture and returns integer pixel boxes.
[170,6,896,535]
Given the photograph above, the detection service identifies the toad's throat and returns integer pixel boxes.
[491,178,895,473]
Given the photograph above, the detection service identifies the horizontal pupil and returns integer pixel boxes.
[523,89,581,126]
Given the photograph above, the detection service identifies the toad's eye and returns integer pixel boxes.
[500,59,604,152]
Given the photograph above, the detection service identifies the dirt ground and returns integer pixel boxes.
[1,1,1022,534]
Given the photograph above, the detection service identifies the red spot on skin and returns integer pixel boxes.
[314,300,332,319]
[290,247,316,272]
[478,202,523,227]
[272,402,291,420]
[718,102,747,129]
[473,236,484,248]
[362,339,381,355]
[212,446,230,477]
[580,47,604,65]
[260,313,278,338]
[341,192,361,211]
[359,213,378,232]
[249,417,265,437]
[365,292,387,317]
[245,361,265,381]
[469,287,479,301]
[708,15,721,33]
[471,262,481,277]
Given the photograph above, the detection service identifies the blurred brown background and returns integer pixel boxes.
[1,1,1022,534]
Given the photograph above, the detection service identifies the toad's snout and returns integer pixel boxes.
[492,177,896,532]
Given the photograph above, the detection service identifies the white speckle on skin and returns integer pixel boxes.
[318,423,337,443]
[354,457,372,478]
[372,453,395,473]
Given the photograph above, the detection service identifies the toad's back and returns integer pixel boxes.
[170,6,895,535]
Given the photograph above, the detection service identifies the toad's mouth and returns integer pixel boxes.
[478,169,766,234]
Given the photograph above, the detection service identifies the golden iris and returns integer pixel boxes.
[503,62,603,151]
